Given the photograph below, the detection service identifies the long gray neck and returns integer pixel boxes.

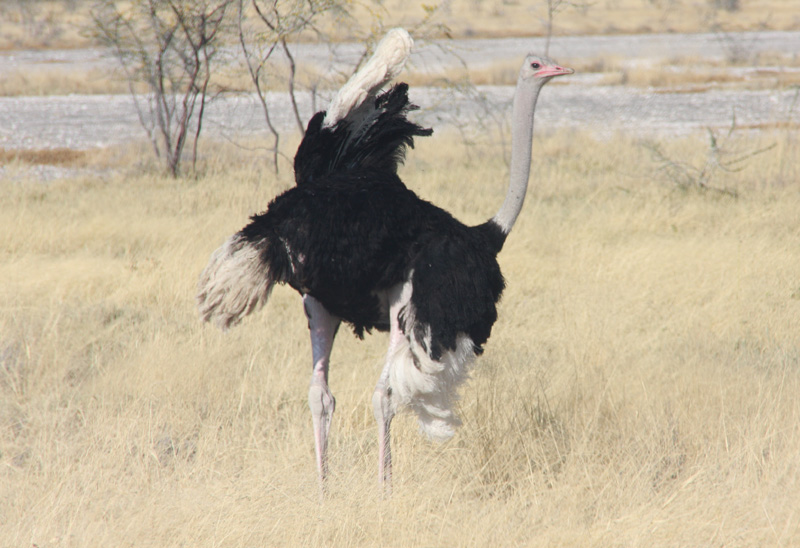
[490,80,542,234]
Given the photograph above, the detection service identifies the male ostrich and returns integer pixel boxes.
[197,28,573,491]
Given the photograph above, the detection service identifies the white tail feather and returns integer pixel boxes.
[196,234,275,330]
[323,28,413,128]
[388,304,476,441]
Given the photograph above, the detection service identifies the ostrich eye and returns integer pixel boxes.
[531,62,541,69]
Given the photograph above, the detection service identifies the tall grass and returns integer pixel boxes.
[1,130,799,546]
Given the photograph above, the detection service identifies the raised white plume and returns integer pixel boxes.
[322,28,414,128]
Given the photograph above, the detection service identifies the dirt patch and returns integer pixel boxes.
[0,147,88,166]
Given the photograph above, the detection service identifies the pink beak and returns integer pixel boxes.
[539,65,574,77]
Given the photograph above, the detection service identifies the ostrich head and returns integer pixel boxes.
[518,54,575,82]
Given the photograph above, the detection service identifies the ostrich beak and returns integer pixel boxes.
[540,65,574,78]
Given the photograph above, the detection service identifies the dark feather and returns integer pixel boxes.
[237,171,506,351]
[405,224,506,359]
[294,84,432,186]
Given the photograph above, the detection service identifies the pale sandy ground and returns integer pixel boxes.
[1,84,797,149]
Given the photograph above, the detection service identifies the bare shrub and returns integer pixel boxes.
[91,0,235,176]
[643,114,776,197]
[235,0,350,172]
[541,0,590,56]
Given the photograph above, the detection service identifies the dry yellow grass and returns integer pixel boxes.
[1,0,795,51]
[379,0,800,37]
[2,129,799,546]
[0,1,89,50]
[592,54,800,91]
[0,68,134,97]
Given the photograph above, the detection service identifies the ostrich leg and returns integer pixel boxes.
[372,357,396,494]
[372,284,409,495]
[304,294,339,492]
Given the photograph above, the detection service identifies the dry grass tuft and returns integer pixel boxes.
[0,147,88,166]
[0,68,132,97]
[579,53,800,90]
[599,65,800,91]
[2,129,799,546]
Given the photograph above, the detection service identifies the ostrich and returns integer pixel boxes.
[197,28,573,491]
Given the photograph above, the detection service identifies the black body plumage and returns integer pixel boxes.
[294,84,432,186]
[237,84,507,356]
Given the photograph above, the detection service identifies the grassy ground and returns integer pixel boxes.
[385,0,800,37]
[2,128,799,546]
[1,0,796,51]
